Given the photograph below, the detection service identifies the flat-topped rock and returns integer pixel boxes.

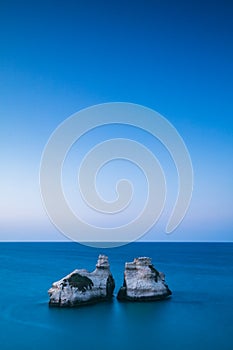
[117,257,172,301]
[48,255,115,307]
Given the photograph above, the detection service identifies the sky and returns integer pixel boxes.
[0,0,233,242]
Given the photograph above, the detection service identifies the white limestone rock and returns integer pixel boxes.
[48,255,115,307]
[117,257,171,301]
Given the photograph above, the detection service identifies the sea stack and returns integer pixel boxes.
[48,255,115,307]
[117,257,172,301]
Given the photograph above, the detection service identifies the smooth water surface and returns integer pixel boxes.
[0,242,232,350]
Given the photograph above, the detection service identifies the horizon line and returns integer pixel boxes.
[0,240,233,243]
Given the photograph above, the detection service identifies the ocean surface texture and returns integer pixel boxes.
[0,242,232,350]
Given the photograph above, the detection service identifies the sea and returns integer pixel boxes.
[0,242,232,350]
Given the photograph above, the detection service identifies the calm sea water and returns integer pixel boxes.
[0,242,232,350]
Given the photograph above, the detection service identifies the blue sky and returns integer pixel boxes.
[0,0,233,241]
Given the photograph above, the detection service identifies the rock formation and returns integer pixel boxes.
[48,255,115,307]
[117,257,171,301]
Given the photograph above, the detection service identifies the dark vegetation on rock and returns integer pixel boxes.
[64,273,94,292]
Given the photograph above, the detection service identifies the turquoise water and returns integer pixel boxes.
[0,242,233,350]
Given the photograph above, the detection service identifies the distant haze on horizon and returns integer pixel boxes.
[0,0,232,242]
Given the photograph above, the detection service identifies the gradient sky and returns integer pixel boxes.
[0,0,233,241]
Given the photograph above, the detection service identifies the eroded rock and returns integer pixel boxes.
[117,257,171,301]
[48,255,115,307]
